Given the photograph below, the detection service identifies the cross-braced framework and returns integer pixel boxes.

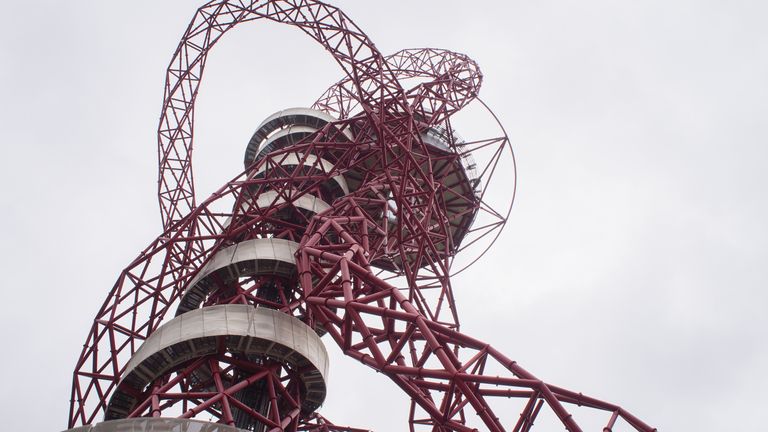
[68,1,656,431]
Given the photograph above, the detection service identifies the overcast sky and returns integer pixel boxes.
[1,1,767,431]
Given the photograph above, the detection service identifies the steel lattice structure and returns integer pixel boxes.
[67,1,656,431]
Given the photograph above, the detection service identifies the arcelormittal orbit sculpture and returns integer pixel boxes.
[66,1,656,431]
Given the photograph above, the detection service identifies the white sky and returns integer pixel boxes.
[1,1,767,430]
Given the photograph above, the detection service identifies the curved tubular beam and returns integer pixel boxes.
[313,48,482,125]
[297,195,657,432]
[157,0,411,230]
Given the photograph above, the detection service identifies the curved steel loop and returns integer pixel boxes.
[68,1,656,430]
[157,0,413,231]
[312,48,482,125]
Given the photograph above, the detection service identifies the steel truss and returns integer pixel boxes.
[68,1,656,431]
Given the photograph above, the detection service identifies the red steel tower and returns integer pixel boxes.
[66,1,656,431]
